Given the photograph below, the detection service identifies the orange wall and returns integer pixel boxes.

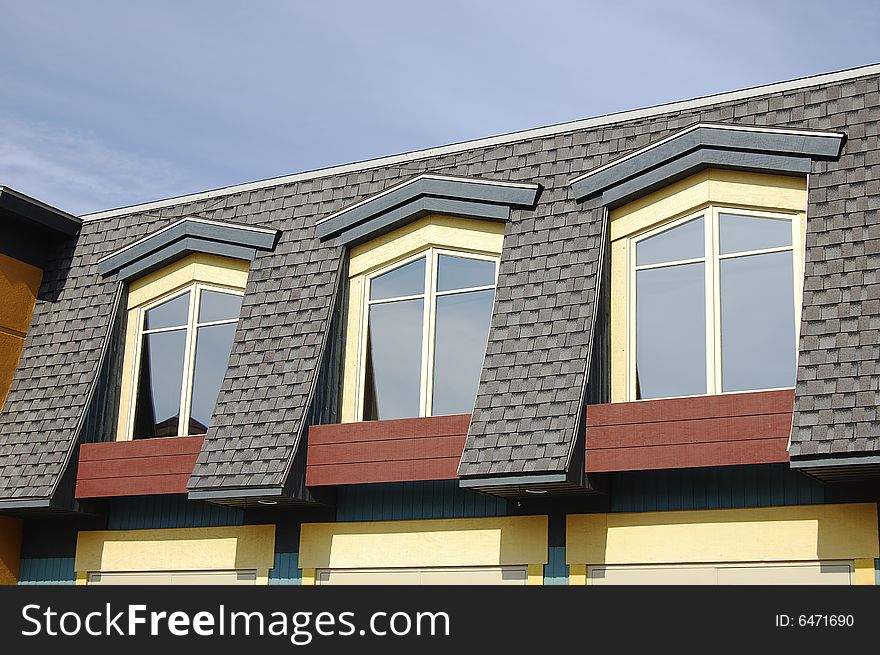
[0,252,42,411]
[0,516,23,584]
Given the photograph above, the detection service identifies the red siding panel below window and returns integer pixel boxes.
[74,435,205,498]
[585,390,794,473]
[306,414,471,486]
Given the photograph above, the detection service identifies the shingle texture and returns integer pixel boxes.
[0,70,878,501]
[788,79,880,457]
[465,72,880,474]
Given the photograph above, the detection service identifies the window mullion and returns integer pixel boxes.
[708,206,721,395]
[126,307,147,440]
[627,239,636,401]
[792,213,803,366]
[178,284,200,437]
[356,274,371,421]
[422,249,437,417]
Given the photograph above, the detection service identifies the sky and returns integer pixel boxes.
[0,1,878,216]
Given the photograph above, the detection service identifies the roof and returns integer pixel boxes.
[0,186,81,269]
[0,186,81,235]
[0,64,878,507]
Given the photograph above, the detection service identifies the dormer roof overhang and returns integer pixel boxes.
[96,217,280,280]
[315,174,540,246]
[568,123,845,208]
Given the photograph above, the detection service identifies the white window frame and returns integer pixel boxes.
[126,281,244,439]
[355,246,499,420]
[627,204,803,401]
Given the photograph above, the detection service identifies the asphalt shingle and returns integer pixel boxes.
[0,70,878,502]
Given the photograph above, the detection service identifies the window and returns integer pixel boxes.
[131,285,242,438]
[116,254,249,440]
[609,169,806,402]
[361,249,497,420]
[631,207,797,400]
[341,215,504,422]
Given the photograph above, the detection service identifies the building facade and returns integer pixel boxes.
[2,64,880,585]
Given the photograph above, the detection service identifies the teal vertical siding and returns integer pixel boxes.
[544,546,568,585]
[18,557,76,585]
[336,480,509,521]
[270,551,301,585]
[610,464,824,513]
[106,496,244,529]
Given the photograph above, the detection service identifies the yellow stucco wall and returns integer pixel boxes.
[0,253,42,411]
[567,504,879,584]
[299,515,548,584]
[74,525,276,585]
[0,516,23,585]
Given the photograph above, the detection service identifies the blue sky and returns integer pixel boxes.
[1,1,878,215]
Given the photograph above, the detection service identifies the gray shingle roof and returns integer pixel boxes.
[464,72,880,477]
[0,67,878,505]
[788,77,880,458]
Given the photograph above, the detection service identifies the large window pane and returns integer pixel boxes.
[636,217,704,266]
[132,330,187,438]
[198,290,242,323]
[636,262,707,399]
[369,257,426,300]
[437,255,495,292]
[189,323,237,434]
[144,292,190,330]
[719,213,792,255]
[363,298,424,419]
[432,289,494,415]
[720,251,795,391]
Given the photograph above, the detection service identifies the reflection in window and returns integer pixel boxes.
[362,251,497,420]
[132,286,242,439]
[433,288,495,415]
[363,297,424,420]
[636,263,707,399]
[632,210,796,399]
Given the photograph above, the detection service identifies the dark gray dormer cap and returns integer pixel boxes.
[568,123,845,207]
[315,173,541,247]
[96,217,280,280]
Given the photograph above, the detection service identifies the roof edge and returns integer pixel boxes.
[187,486,285,501]
[0,497,52,510]
[80,62,880,222]
[0,185,81,235]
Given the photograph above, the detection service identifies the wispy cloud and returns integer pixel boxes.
[0,116,193,215]
[0,2,876,216]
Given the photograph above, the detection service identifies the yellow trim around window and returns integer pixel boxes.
[566,504,879,585]
[298,516,547,584]
[116,253,250,441]
[74,525,276,585]
[341,214,504,423]
[609,168,807,402]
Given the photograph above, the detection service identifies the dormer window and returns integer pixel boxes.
[362,249,497,420]
[132,285,242,438]
[341,215,505,422]
[631,206,798,400]
[115,254,250,440]
[606,169,807,402]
